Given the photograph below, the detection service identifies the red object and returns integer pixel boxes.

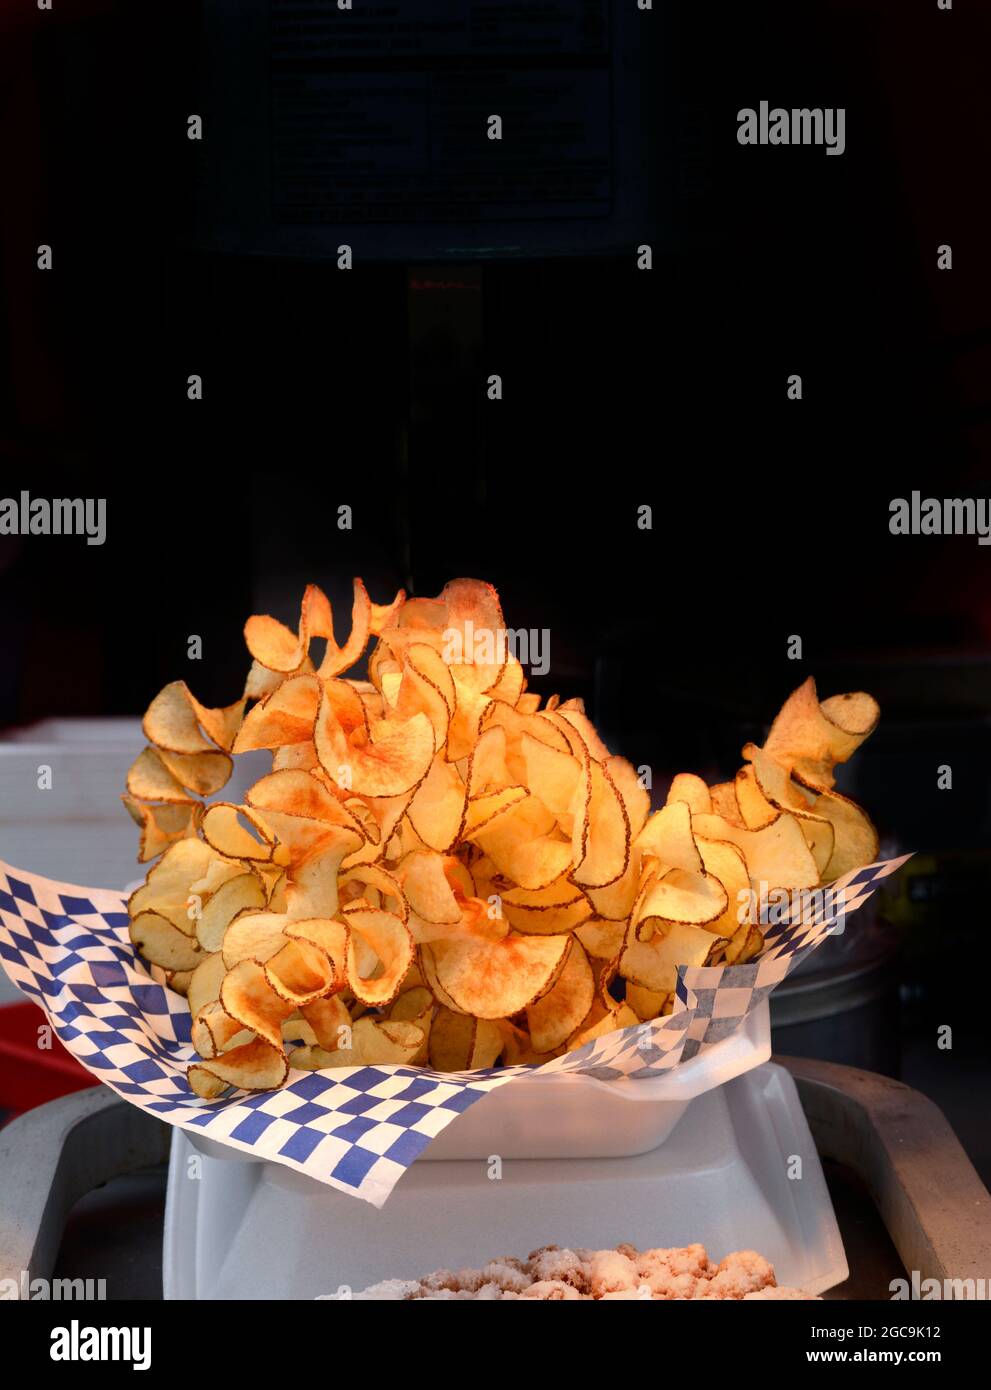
[0,1001,98,1118]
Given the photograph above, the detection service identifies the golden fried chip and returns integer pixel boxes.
[619,920,714,994]
[233,673,321,753]
[567,1001,638,1051]
[394,643,455,750]
[300,994,352,1051]
[470,795,573,891]
[189,1038,289,1096]
[709,781,744,827]
[725,922,764,965]
[342,906,414,1008]
[143,681,223,754]
[222,959,296,1047]
[291,1016,424,1069]
[195,872,267,952]
[130,911,204,972]
[734,765,778,830]
[575,917,626,961]
[692,811,820,890]
[807,786,879,879]
[624,981,668,1021]
[569,758,631,889]
[126,747,198,804]
[665,773,712,816]
[522,733,581,820]
[761,677,880,790]
[315,692,434,798]
[186,952,227,1019]
[222,910,290,969]
[201,802,277,862]
[694,837,750,937]
[128,838,227,931]
[428,1006,502,1070]
[635,867,728,928]
[406,755,467,852]
[501,878,592,936]
[122,796,200,862]
[526,939,594,1052]
[428,931,569,1020]
[636,801,704,874]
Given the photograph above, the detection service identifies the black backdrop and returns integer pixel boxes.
[3,1,989,856]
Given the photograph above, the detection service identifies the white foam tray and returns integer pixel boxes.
[163,1060,847,1299]
[172,1002,772,1167]
[425,999,772,1159]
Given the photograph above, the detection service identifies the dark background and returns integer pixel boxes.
[1,1,989,1171]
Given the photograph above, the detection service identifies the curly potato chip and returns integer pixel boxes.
[665,773,712,816]
[428,931,569,1019]
[222,959,296,1047]
[143,681,229,755]
[301,993,352,1051]
[195,872,268,952]
[406,755,467,852]
[131,911,205,971]
[189,1037,289,1096]
[734,765,779,830]
[342,906,414,1008]
[526,938,593,1052]
[291,1016,425,1070]
[233,674,322,753]
[265,937,341,1006]
[316,694,434,798]
[201,802,277,862]
[694,837,750,937]
[128,838,228,932]
[636,867,729,929]
[575,917,626,961]
[501,879,592,935]
[624,981,669,1021]
[761,677,879,791]
[187,952,227,1020]
[568,1001,638,1051]
[222,911,290,969]
[693,810,821,890]
[126,746,198,804]
[709,781,744,827]
[122,796,201,862]
[569,758,631,889]
[470,795,573,891]
[636,801,704,874]
[620,920,715,994]
[125,576,881,1089]
[807,786,879,880]
[191,999,250,1059]
[428,1006,502,1070]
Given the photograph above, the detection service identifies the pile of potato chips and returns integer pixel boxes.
[124,578,879,1097]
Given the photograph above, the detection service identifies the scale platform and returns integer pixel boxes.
[163,1061,847,1299]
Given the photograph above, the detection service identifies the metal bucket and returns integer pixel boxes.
[770,891,901,1076]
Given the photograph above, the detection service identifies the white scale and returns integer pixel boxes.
[162,1004,847,1299]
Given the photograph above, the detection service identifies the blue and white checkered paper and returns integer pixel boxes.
[0,855,909,1206]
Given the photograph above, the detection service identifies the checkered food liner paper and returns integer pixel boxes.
[0,856,909,1207]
